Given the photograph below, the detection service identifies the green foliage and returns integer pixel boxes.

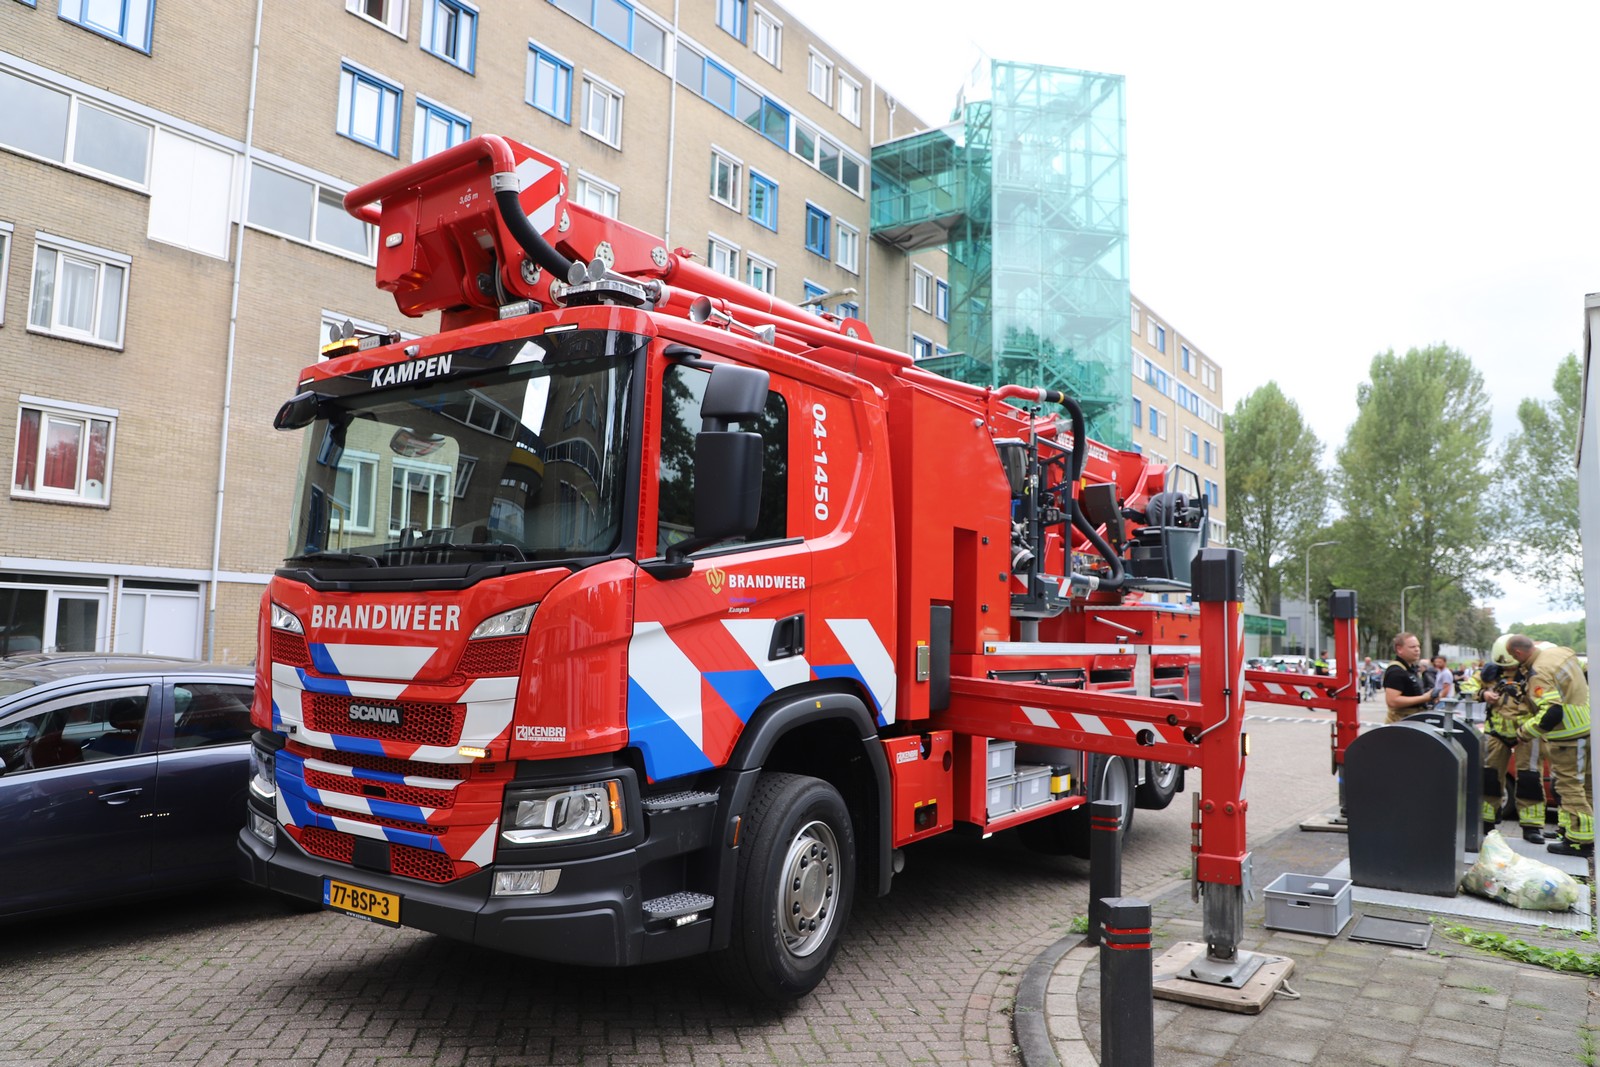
[1440,923,1600,974]
[1069,914,1089,934]
[1332,345,1494,650]
[1498,353,1584,609]
[1507,617,1587,655]
[1223,383,1328,614]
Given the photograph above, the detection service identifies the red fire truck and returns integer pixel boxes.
[238,135,1352,1001]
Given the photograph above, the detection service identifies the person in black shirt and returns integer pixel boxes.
[1384,632,1431,723]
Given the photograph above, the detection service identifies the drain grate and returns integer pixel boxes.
[1348,915,1433,949]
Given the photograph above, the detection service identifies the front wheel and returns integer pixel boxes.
[714,773,857,1002]
[1135,760,1184,810]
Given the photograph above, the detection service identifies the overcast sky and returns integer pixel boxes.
[787,0,1595,626]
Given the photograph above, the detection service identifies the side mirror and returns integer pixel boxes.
[700,362,769,426]
[274,391,321,431]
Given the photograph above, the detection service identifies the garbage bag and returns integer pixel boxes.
[1459,829,1580,911]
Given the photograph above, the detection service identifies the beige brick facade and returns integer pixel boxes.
[0,0,948,663]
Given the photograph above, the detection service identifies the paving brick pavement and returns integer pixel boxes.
[1031,698,1600,1066]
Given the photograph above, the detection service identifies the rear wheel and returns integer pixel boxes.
[714,773,856,1002]
[1135,760,1184,810]
[1018,754,1135,859]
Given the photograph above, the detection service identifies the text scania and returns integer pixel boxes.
[310,604,462,631]
[370,353,452,388]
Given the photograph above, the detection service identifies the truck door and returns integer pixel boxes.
[629,362,811,784]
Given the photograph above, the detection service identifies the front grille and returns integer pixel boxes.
[298,826,354,864]
[287,740,469,780]
[309,803,445,835]
[458,636,525,676]
[303,695,465,746]
[271,631,312,668]
[304,768,457,810]
[391,843,460,883]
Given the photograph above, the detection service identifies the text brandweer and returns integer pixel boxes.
[310,604,462,631]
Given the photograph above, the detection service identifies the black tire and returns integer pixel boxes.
[713,772,856,1002]
[1134,760,1184,810]
[1017,753,1135,859]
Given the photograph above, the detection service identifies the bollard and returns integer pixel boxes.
[1087,798,1123,946]
[1099,897,1154,1067]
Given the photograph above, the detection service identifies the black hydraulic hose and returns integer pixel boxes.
[493,188,575,280]
[1072,495,1126,590]
[1033,388,1088,483]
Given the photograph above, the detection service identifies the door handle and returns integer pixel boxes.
[96,788,144,805]
[769,614,805,659]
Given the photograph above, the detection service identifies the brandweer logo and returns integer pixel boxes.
[706,566,726,595]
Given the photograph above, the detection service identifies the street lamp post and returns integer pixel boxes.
[1304,540,1339,657]
[1401,584,1424,636]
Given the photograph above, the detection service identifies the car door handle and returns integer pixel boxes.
[769,614,805,660]
[96,788,144,805]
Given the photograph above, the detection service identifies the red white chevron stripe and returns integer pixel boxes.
[1018,705,1188,745]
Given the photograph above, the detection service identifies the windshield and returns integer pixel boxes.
[283,329,642,569]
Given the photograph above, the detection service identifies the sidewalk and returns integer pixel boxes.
[1015,710,1600,1066]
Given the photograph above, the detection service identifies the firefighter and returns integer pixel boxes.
[1497,633,1593,858]
[1476,661,1547,841]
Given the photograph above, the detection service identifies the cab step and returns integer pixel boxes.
[643,891,714,922]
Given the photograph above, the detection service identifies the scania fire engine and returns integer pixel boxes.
[239,135,1356,1001]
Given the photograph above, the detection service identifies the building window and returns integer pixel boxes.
[0,70,154,188]
[581,76,624,147]
[935,278,949,322]
[1150,322,1166,354]
[835,222,858,273]
[337,63,402,156]
[1185,430,1199,457]
[332,452,379,534]
[527,44,574,122]
[790,120,864,196]
[911,335,933,361]
[746,254,775,294]
[28,235,129,348]
[837,74,861,125]
[0,223,10,325]
[715,0,745,41]
[710,149,741,211]
[1149,408,1165,440]
[248,163,373,260]
[804,204,830,258]
[346,0,406,36]
[413,99,469,161]
[807,51,832,104]
[1131,306,1140,333]
[837,300,858,319]
[1131,396,1141,428]
[12,397,115,505]
[1180,344,1193,374]
[390,463,452,537]
[912,267,932,311]
[549,0,667,71]
[707,236,738,279]
[753,6,781,66]
[1203,439,1215,466]
[802,280,826,313]
[748,172,778,231]
[422,0,477,71]
[58,0,154,51]
[575,172,619,218]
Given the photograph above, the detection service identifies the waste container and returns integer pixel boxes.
[1404,709,1483,852]
[1345,721,1466,895]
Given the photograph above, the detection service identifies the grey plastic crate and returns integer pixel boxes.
[1013,766,1051,809]
[986,740,1016,780]
[1262,873,1352,936]
[986,778,1016,818]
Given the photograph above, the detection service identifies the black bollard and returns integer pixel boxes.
[1100,897,1155,1067]
[1087,798,1123,946]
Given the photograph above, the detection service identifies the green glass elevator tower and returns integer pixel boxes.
[872,60,1130,447]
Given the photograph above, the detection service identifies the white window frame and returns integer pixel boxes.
[0,69,154,190]
[0,222,11,326]
[837,73,862,126]
[709,146,742,211]
[580,74,624,148]
[331,450,380,535]
[835,221,859,274]
[27,234,131,349]
[59,0,154,52]
[753,6,782,67]
[912,266,933,312]
[412,96,471,162]
[575,171,620,218]
[389,459,452,538]
[1131,306,1140,333]
[421,0,478,72]
[746,252,775,294]
[12,395,117,506]
[707,233,740,279]
[807,51,832,104]
[248,162,375,263]
[346,0,407,38]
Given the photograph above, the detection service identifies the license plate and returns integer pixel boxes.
[324,878,401,926]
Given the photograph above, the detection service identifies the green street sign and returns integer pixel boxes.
[1244,614,1288,636]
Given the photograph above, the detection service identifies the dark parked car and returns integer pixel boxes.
[0,654,254,919]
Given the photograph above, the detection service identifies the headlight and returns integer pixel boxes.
[270,602,304,635]
[501,780,625,846]
[492,869,563,896]
[470,603,538,640]
[249,745,277,801]
[248,810,277,846]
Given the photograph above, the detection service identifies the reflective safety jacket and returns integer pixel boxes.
[1522,644,1591,741]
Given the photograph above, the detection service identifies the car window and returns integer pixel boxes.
[171,683,253,749]
[0,685,152,773]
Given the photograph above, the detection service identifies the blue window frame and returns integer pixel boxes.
[527,44,573,122]
[337,64,402,156]
[703,59,736,115]
[59,0,153,52]
[803,281,826,314]
[414,99,470,160]
[1131,396,1142,428]
[716,0,746,41]
[550,0,667,71]
[935,279,949,322]
[1154,324,1166,353]
[749,172,778,231]
[912,335,933,361]
[838,301,859,320]
[804,204,829,258]
[422,0,478,72]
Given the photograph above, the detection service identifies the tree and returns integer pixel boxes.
[1333,345,1494,653]
[1498,353,1583,608]
[1223,383,1328,621]
[1507,618,1587,655]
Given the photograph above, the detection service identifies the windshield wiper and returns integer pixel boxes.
[385,541,528,563]
[284,551,381,568]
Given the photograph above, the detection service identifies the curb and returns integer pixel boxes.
[1013,932,1085,1067]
